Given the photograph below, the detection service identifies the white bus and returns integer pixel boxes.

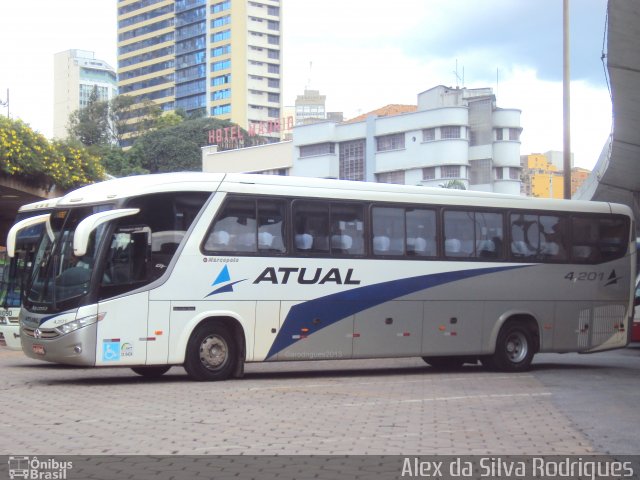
[0,198,59,349]
[8,173,635,380]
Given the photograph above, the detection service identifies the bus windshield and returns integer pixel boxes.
[1,215,50,310]
[26,206,112,312]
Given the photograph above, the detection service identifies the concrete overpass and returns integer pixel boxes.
[0,177,58,248]
[575,0,640,231]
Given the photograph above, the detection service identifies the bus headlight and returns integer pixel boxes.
[55,312,106,335]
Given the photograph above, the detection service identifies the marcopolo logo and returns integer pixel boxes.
[8,456,72,480]
[206,265,247,297]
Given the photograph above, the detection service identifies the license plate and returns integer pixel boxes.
[32,344,46,355]
[0,310,12,317]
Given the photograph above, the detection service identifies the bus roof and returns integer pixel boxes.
[18,197,61,212]
[54,172,631,216]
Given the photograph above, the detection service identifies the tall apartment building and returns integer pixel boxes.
[53,50,117,139]
[521,153,589,198]
[117,0,283,147]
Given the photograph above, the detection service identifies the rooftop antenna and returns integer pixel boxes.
[305,61,313,91]
[453,60,464,88]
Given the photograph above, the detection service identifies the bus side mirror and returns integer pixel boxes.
[6,214,51,258]
[73,209,140,257]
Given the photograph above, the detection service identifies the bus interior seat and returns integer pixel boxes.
[295,233,313,250]
[477,239,496,257]
[572,245,596,261]
[237,232,257,251]
[409,237,430,255]
[445,238,461,255]
[373,235,390,254]
[207,230,230,249]
[331,234,353,252]
[511,240,532,257]
[258,231,274,249]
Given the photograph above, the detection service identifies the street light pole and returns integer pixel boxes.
[563,0,572,199]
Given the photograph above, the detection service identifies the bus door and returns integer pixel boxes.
[96,227,152,366]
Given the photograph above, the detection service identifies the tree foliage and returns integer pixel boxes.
[127,117,244,174]
[0,116,105,190]
[67,87,110,147]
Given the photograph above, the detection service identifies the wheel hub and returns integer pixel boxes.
[200,335,228,370]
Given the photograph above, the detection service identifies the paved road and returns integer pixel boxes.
[0,345,638,456]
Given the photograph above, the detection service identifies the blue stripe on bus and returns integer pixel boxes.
[265,265,530,360]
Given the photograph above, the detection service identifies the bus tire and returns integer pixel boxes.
[131,366,171,378]
[491,322,535,372]
[184,323,236,381]
[422,356,465,370]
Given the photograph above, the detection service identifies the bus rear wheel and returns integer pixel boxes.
[491,323,535,372]
[131,366,171,378]
[422,356,465,370]
[184,323,236,381]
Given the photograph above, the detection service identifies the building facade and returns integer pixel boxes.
[53,50,117,139]
[203,85,523,195]
[521,153,588,199]
[117,0,283,146]
[291,86,522,195]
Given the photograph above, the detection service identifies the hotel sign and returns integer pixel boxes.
[208,116,294,150]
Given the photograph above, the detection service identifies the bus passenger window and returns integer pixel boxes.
[510,214,539,260]
[407,209,436,257]
[258,200,287,253]
[330,203,364,255]
[372,207,404,256]
[539,216,567,261]
[205,198,257,253]
[293,202,329,254]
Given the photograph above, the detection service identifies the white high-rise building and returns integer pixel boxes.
[53,49,117,139]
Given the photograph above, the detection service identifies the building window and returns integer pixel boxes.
[268,92,280,103]
[339,140,365,181]
[422,167,435,180]
[496,168,504,180]
[268,107,280,117]
[509,128,521,141]
[376,133,405,152]
[212,30,231,42]
[212,104,231,115]
[212,15,230,28]
[267,63,280,74]
[268,78,280,88]
[212,59,231,71]
[268,35,279,45]
[441,165,460,179]
[268,20,280,30]
[422,128,435,141]
[299,143,335,158]
[212,44,231,57]
[212,88,231,101]
[211,0,230,13]
[212,74,231,86]
[509,167,520,180]
[376,170,405,184]
[441,126,461,139]
[496,128,504,141]
[469,159,492,184]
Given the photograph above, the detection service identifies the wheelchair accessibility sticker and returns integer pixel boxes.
[102,339,121,362]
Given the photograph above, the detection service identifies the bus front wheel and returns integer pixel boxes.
[184,323,237,381]
[490,322,535,372]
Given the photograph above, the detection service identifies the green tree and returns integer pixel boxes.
[127,117,245,173]
[67,87,110,147]
[439,179,467,190]
[0,116,105,190]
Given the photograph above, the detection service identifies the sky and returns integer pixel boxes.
[0,0,611,169]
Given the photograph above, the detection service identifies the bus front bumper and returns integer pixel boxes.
[21,323,97,366]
